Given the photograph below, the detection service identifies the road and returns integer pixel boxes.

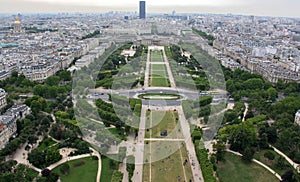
[119,158,129,182]
[177,106,204,182]
[144,46,151,88]
[132,105,147,182]
[90,87,226,100]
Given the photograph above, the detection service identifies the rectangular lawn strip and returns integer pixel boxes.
[151,64,166,71]
[150,51,164,62]
[100,156,116,182]
[142,141,193,182]
[150,77,170,87]
[217,152,279,182]
[150,70,168,78]
[145,110,183,139]
[150,63,170,87]
[142,163,151,182]
[164,46,172,58]
[52,157,98,182]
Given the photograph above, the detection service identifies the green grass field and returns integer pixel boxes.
[151,64,166,71]
[150,51,164,62]
[111,171,123,182]
[37,137,56,151]
[254,149,293,176]
[145,110,183,139]
[108,128,126,141]
[53,157,98,182]
[164,46,172,58]
[151,70,167,77]
[150,64,170,87]
[217,153,279,182]
[100,157,115,182]
[149,51,171,87]
[150,77,170,87]
[143,142,193,182]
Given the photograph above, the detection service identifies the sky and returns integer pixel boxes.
[0,0,299,18]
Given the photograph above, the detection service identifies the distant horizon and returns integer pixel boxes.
[0,0,300,18]
[0,11,299,19]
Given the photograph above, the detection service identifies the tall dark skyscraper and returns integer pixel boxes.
[139,1,146,19]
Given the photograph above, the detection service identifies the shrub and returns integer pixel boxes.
[264,151,275,161]
[60,163,70,175]
[72,161,85,167]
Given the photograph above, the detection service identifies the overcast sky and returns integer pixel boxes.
[0,0,299,18]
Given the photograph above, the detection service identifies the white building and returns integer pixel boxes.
[0,104,31,149]
[0,88,7,110]
[0,116,16,149]
[295,110,300,126]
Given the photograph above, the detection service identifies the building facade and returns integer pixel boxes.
[0,104,31,149]
[139,1,146,19]
[0,116,16,149]
[0,88,7,110]
[295,110,300,126]
[13,16,24,34]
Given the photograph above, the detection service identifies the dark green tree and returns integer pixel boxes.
[242,147,254,162]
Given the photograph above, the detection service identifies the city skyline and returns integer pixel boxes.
[0,0,299,18]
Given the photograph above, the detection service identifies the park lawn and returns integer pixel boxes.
[100,157,115,182]
[111,171,123,182]
[150,63,170,87]
[145,110,182,139]
[53,157,98,182]
[143,142,193,182]
[151,64,166,71]
[150,51,164,62]
[217,153,279,182]
[254,149,293,176]
[37,137,56,151]
[151,70,167,78]
[108,128,126,141]
[164,46,173,58]
[150,77,170,87]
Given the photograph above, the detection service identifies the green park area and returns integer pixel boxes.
[150,64,170,87]
[150,50,164,62]
[254,149,294,176]
[143,142,193,182]
[100,156,120,182]
[217,153,278,182]
[145,110,183,139]
[151,77,170,87]
[53,157,98,182]
[37,137,56,151]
